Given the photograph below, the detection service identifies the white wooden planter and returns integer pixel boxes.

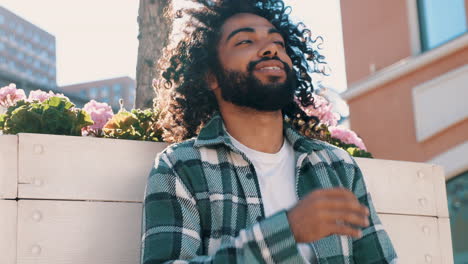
[0,133,453,264]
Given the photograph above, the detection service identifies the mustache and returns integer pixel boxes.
[247,56,291,73]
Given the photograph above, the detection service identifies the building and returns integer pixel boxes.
[60,76,136,111]
[339,0,468,262]
[0,6,88,107]
[0,5,56,90]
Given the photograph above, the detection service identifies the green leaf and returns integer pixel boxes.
[0,114,6,130]
[46,97,63,108]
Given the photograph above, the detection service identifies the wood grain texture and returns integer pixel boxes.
[0,135,18,199]
[18,133,167,202]
[17,200,142,264]
[0,200,17,264]
[356,158,448,217]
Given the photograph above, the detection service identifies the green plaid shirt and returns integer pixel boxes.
[141,114,397,263]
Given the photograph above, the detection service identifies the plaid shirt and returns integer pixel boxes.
[141,114,397,263]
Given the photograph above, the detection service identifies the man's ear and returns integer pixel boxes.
[206,71,219,91]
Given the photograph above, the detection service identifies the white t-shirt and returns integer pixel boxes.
[228,133,316,263]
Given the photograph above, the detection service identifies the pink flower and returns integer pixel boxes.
[82,100,114,131]
[28,90,70,102]
[329,126,367,151]
[295,94,340,127]
[0,83,26,108]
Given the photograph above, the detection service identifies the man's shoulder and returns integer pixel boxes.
[157,138,200,163]
[302,137,356,166]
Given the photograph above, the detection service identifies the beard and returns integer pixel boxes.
[214,57,296,112]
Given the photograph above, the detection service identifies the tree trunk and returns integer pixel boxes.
[135,0,173,109]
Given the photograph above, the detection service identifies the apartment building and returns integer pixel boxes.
[60,76,136,111]
[0,6,56,90]
[339,0,467,262]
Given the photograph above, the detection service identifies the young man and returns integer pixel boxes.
[141,1,397,263]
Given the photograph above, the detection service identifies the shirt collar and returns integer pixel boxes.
[194,112,324,153]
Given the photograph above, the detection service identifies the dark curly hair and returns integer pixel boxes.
[155,0,327,142]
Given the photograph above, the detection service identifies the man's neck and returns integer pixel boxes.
[219,103,284,154]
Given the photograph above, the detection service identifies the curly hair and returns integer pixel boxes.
[155,0,327,142]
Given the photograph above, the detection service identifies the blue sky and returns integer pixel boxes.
[0,0,347,93]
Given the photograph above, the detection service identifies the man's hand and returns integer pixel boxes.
[287,188,370,243]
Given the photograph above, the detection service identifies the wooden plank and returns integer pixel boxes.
[432,165,450,218]
[437,217,454,264]
[18,133,168,202]
[17,200,142,264]
[14,199,452,264]
[15,133,449,217]
[0,135,18,199]
[379,214,451,264]
[356,158,445,217]
[0,200,17,264]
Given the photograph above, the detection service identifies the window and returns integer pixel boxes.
[112,83,121,95]
[101,85,110,97]
[418,0,467,51]
[112,84,122,104]
[0,15,4,24]
[89,87,98,98]
[113,94,121,105]
[79,90,87,98]
[447,171,468,263]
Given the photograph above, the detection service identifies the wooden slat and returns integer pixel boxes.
[437,217,455,264]
[356,158,448,217]
[0,135,18,199]
[14,199,452,264]
[379,214,451,264]
[0,200,17,264]
[18,133,167,202]
[17,200,142,264]
[15,133,449,218]
[432,165,450,218]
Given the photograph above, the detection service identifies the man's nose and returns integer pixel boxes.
[258,42,279,58]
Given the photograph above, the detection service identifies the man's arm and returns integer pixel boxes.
[140,152,304,264]
[351,163,398,263]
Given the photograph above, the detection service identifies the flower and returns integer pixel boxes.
[329,125,367,151]
[295,94,340,127]
[28,90,69,102]
[0,83,26,108]
[82,100,114,132]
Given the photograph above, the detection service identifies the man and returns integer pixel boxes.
[141,0,397,263]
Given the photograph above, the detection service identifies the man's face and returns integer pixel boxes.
[213,13,296,111]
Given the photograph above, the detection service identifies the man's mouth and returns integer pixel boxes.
[259,66,282,70]
[254,61,285,76]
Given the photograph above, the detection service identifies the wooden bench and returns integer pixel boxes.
[0,134,454,263]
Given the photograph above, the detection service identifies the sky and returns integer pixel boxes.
[0,0,347,93]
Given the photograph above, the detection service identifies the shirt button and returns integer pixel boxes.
[246,173,253,179]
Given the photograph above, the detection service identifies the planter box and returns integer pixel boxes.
[0,133,453,264]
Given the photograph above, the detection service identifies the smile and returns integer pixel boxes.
[255,66,285,76]
[260,66,281,70]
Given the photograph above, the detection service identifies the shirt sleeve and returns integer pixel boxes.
[140,152,304,264]
[351,163,398,263]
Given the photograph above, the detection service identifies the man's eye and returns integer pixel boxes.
[235,40,252,46]
[275,41,285,47]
